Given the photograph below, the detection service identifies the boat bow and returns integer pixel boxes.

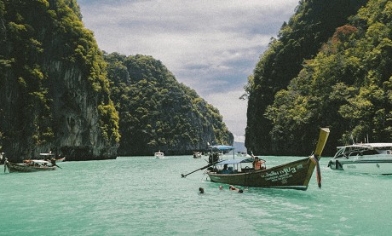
[310,127,330,188]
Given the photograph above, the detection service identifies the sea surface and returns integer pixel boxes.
[1,155,391,236]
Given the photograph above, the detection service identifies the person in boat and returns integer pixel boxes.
[252,156,264,170]
[208,152,219,165]
[221,164,230,174]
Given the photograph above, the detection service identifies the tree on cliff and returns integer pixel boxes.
[245,0,367,155]
[0,0,119,160]
[105,53,233,156]
[264,0,392,156]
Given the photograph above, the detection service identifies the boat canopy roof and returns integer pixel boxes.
[40,152,54,156]
[30,160,51,164]
[215,158,253,165]
[338,143,392,150]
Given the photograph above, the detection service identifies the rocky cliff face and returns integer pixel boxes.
[245,0,367,155]
[0,0,232,159]
[0,0,119,161]
[43,61,118,161]
[106,53,233,156]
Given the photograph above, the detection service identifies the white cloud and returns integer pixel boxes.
[204,89,248,139]
[78,0,299,141]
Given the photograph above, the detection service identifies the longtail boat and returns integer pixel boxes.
[4,159,58,173]
[182,128,330,191]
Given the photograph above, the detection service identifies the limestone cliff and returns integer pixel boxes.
[0,0,119,161]
[105,53,233,156]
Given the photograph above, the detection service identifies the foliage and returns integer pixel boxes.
[257,0,392,155]
[0,0,119,158]
[0,0,232,158]
[246,0,368,155]
[105,53,233,155]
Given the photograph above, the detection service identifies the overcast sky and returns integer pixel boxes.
[77,0,299,142]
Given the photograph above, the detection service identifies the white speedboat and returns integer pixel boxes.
[328,143,392,175]
[154,151,164,159]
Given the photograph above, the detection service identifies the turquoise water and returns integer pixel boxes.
[1,156,391,236]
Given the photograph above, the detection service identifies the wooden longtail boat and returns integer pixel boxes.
[206,128,330,190]
[4,159,58,173]
[182,128,330,190]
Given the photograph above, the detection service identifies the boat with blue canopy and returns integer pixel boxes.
[182,128,330,191]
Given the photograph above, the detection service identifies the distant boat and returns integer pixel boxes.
[236,152,251,158]
[193,152,202,158]
[154,151,164,159]
[40,152,66,162]
[4,159,58,173]
[328,143,392,175]
[55,157,66,162]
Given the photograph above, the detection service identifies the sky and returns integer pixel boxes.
[77,0,299,142]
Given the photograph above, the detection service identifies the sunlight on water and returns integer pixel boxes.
[1,156,392,235]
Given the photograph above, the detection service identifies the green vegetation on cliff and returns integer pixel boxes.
[0,0,233,159]
[246,0,392,156]
[246,0,367,155]
[0,0,119,160]
[105,53,233,156]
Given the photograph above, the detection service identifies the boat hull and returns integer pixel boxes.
[328,158,392,175]
[208,157,316,190]
[5,162,56,173]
